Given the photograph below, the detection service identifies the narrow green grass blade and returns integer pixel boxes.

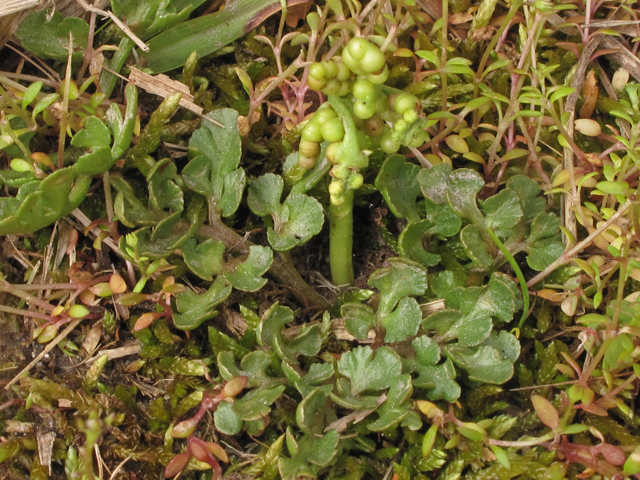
[145,0,284,73]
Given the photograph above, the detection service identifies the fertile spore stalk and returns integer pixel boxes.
[295,37,424,286]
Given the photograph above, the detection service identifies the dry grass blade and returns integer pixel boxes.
[0,0,41,17]
[129,66,203,115]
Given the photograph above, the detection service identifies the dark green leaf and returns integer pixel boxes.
[443,310,493,347]
[444,345,514,384]
[214,400,243,435]
[259,304,322,363]
[74,147,115,176]
[341,303,376,340]
[418,163,451,205]
[398,220,442,267]
[225,246,273,292]
[430,270,466,299]
[267,194,324,251]
[247,173,283,217]
[337,346,402,396]
[0,168,91,236]
[173,277,232,330]
[369,258,427,318]
[283,362,334,397]
[422,310,462,336]
[445,169,485,223]
[527,236,564,271]
[413,336,440,366]
[182,238,226,281]
[184,109,244,216]
[375,155,422,223]
[296,388,329,435]
[146,0,288,73]
[71,116,111,149]
[233,385,286,421]
[460,224,494,267]
[483,189,523,230]
[147,158,184,212]
[218,350,281,388]
[368,375,421,431]
[413,356,461,402]
[382,297,422,343]
[278,430,340,480]
[15,10,88,62]
[480,331,521,363]
[424,201,462,237]
[506,175,545,221]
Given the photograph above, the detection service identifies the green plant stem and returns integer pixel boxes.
[472,0,522,128]
[610,234,630,332]
[486,227,529,328]
[440,0,448,132]
[0,83,34,131]
[325,95,367,286]
[329,189,355,286]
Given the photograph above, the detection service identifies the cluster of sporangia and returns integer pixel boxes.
[298,37,427,205]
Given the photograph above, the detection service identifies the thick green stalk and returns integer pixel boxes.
[330,189,354,286]
[326,96,367,286]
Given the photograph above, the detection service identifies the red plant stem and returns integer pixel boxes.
[8,275,112,291]
[0,399,23,411]
[0,304,52,321]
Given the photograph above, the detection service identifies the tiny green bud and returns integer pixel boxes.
[403,108,418,124]
[328,180,344,196]
[335,62,351,82]
[300,121,322,143]
[307,76,326,91]
[349,173,363,189]
[322,79,341,95]
[346,37,372,61]
[332,164,348,179]
[68,304,90,318]
[298,155,316,170]
[322,61,338,79]
[367,65,389,85]
[330,194,344,206]
[309,63,327,80]
[10,158,34,173]
[394,119,408,132]
[172,417,199,438]
[422,424,438,457]
[326,142,340,164]
[299,139,320,158]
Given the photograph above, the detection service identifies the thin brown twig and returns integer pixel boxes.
[75,0,149,52]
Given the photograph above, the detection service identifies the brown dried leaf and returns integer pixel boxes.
[82,323,102,353]
[36,430,56,475]
[129,67,203,115]
[109,273,127,294]
[471,26,496,42]
[579,70,598,119]
[450,12,473,25]
[285,0,312,28]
